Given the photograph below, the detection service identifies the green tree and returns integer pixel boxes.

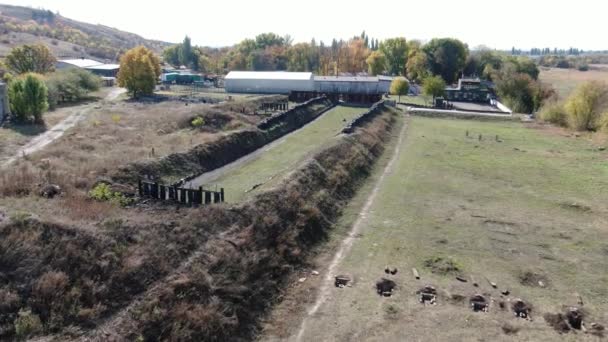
[179,36,193,68]
[422,75,446,101]
[423,38,468,84]
[117,46,161,98]
[406,51,430,83]
[9,73,49,124]
[390,78,409,102]
[45,68,101,109]
[162,45,180,67]
[255,33,285,49]
[5,44,56,75]
[379,37,408,76]
[366,51,387,76]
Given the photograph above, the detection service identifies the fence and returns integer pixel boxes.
[257,96,330,130]
[138,180,224,205]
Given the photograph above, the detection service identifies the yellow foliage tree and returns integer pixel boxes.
[390,78,409,102]
[117,46,161,98]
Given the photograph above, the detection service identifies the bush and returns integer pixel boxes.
[8,73,48,124]
[14,309,43,340]
[191,116,205,128]
[88,183,132,206]
[45,68,101,109]
[539,101,567,126]
[564,81,608,131]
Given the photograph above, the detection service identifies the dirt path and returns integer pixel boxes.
[294,117,409,342]
[1,88,126,168]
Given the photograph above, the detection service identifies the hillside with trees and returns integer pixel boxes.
[0,4,171,61]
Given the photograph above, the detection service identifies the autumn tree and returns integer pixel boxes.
[563,81,608,130]
[5,44,56,75]
[406,51,430,83]
[422,75,446,101]
[423,38,468,84]
[390,78,409,102]
[117,46,161,98]
[8,73,49,124]
[379,37,408,76]
[366,51,386,76]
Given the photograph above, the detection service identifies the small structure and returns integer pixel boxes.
[57,58,120,82]
[445,78,495,103]
[225,71,315,94]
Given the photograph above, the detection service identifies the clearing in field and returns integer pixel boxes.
[188,106,366,202]
[282,116,608,341]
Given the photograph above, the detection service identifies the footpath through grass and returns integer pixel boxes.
[197,106,366,202]
[297,116,608,341]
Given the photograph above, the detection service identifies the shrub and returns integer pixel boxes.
[88,183,132,206]
[564,81,608,131]
[45,68,101,109]
[14,309,43,339]
[191,116,205,128]
[8,73,48,124]
[539,101,567,127]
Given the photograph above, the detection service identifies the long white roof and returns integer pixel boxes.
[59,59,104,68]
[226,71,313,81]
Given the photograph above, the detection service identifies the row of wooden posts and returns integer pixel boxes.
[138,180,224,205]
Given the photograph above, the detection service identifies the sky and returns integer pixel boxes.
[4,0,606,50]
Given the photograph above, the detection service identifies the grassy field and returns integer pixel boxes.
[540,67,608,99]
[291,116,608,341]
[191,106,366,202]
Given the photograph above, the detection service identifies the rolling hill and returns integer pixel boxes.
[0,4,173,62]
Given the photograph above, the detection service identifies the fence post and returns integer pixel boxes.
[220,188,225,202]
[198,187,203,204]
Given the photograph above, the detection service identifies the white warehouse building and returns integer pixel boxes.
[224,71,314,94]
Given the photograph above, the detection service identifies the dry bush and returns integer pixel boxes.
[0,163,37,197]
[539,100,568,127]
[564,81,608,131]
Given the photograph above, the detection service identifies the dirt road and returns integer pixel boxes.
[1,88,126,168]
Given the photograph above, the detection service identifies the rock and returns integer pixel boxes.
[298,277,307,283]
[39,184,62,198]
[311,270,319,276]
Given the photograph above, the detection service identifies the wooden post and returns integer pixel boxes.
[220,188,225,202]
[412,268,420,280]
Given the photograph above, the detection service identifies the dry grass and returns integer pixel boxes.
[540,67,608,100]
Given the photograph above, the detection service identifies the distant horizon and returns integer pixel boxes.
[2,0,607,51]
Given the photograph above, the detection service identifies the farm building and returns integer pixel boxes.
[445,78,495,103]
[56,58,120,78]
[225,71,314,94]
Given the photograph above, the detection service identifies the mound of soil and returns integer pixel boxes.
[518,271,549,288]
[376,278,396,297]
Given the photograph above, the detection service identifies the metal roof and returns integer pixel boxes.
[315,76,379,82]
[85,64,120,70]
[59,59,104,68]
[226,71,313,81]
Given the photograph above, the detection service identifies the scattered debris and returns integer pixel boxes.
[417,285,437,305]
[512,299,532,319]
[334,275,350,288]
[39,184,62,198]
[470,294,489,312]
[559,202,591,213]
[298,277,307,283]
[470,275,478,287]
[456,276,468,283]
[390,268,398,275]
[412,268,420,280]
[501,289,510,296]
[518,271,549,288]
[311,270,319,276]
[575,292,584,306]
[544,313,571,334]
[544,307,590,334]
[376,278,396,297]
[485,276,497,288]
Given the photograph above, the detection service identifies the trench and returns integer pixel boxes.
[185,106,367,202]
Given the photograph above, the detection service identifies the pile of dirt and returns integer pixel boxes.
[512,299,532,319]
[543,307,589,334]
[470,294,489,312]
[376,278,397,297]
